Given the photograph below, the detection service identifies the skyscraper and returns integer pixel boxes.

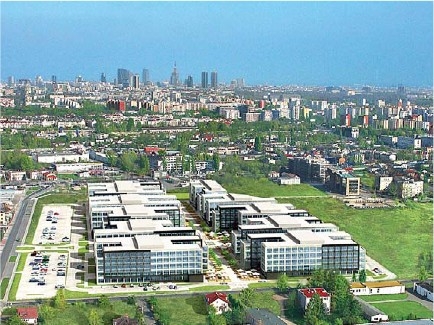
[186,75,194,88]
[142,69,150,85]
[201,71,208,88]
[211,71,218,88]
[100,73,107,83]
[117,68,132,87]
[131,75,140,89]
[170,62,179,86]
[7,76,14,86]
[51,75,57,83]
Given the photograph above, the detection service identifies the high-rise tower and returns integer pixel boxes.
[201,71,208,88]
[142,69,150,85]
[211,71,218,88]
[170,62,180,86]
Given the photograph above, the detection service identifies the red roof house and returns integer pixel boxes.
[17,307,38,324]
[297,288,331,313]
[205,292,231,314]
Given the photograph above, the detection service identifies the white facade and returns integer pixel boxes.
[413,282,433,301]
[34,151,89,163]
[350,281,405,295]
[297,288,331,313]
[55,162,103,173]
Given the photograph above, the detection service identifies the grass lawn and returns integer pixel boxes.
[16,246,36,251]
[42,300,137,325]
[155,295,208,325]
[8,273,21,301]
[1,278,9,299]
[57,173,80,180]
[218,177,326,198]
[359,293,408,302]
[9,255,17,262]
[248,281,277,289]
[26,193,86,245]
[232,290,281,315]
[16,254,25,272]
[189,285,230,292]
[372,301,433,320]
[172,192,190,200]
[276,197,433,279]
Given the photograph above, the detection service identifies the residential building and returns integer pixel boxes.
[205,292,230,314]
[375,176,393,192]
[396,179,424,199]
[297,288,331,313]
[288,156,331,183]
[16,307,38,325]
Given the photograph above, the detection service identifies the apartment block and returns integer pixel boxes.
[287,157,331,183]
[325,168,360,196]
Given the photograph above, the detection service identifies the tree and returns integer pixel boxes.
[212,153,221,171]
[254,136,263,152]
[138,154,150,175]
[88,309,102,325]
[98,294,112,308]
[126,118,135,132]
[304,293,326,325]
[351,272,357,283]
[6,315,26,325]
[358,269,367,283]
[53,288,66,309]
[239,288,256,308]
[127,295,137,305]
[39,303,55,321]
[277,273,290,292]
[418,266,428,282]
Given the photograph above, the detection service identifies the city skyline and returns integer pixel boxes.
[1,1,433,87]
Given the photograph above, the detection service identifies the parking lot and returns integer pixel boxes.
[16,251,68,300]
[33,205,73,245]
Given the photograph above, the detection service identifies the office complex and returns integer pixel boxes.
[325,168,361,196]
[88,180,208,284]
[130,75,140,89]
[190,180,365,278]
[288,156,331,183]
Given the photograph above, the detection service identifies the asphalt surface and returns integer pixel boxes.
[0,186,53,281]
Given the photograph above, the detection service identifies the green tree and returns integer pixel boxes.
[239,288,256,308]
[418,266,428,282]
[254,136,263,152]
[212,153,221,171]
[277,273,290,292]
[126,118,135,132]
[127,295,137,305]
[351,272,357,283]
[98,294,112,308]
[138,154,150,175]
[304,293,326,325]
[6,315,26,325]
[358,270,367,283]
[88,308,102,325]
[53,288,66,309]
[39,303,55,321]
[119,151,138,172]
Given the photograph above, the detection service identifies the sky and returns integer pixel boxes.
[1,1,433,87]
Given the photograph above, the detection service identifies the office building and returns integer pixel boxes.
[287,157,331,183]
[186,75,194,88]
[201,71,208,88]
[131,74,140,89]
[211,71,218,88]
[117,68,132,87]
[142,68,149,84]
[325,168,360,196]
[7,76,14,86]
[100,73,107,83]
[51,75,57,83]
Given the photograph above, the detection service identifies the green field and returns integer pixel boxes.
[189,285,230,292]
[232,290,281,315]
[359,293,408,302]
[25,193,86,245]
[155,295,208,325]
[8,255,17,262]
[219,177,326,198]
[276,197,433,279]
[0,278,9,299]
[372,301,433,320]
[42,300,137,325]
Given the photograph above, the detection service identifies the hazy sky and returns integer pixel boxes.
[1,1,433,87]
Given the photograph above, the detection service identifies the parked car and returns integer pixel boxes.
[55,284,65,289]
[38,281,46,286]
[29,278,39,282]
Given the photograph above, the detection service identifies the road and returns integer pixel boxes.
[0,186,53,281]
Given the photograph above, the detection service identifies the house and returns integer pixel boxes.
[297,288,331,313]
[413,281,433,301]
[112,315,138,325]
[245,308,287,325]
[205,292,231,314]
[42,171,57,181]
[350,281,405,296]
[5,171,26,181]
[16,307,38,325]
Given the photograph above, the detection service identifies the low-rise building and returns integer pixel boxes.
[205,292,231,314]
[297,288,331,313]
[16,307,38,325]
[350,281,405,296]
[413,281,433,301]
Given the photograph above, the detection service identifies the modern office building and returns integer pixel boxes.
[142,68,150,85]
[190,180,365,278]
[288,157,331,183]
[186,75,194,88]
[201,71,209,88]
[117,68,132,87]
[100,73,107,83]
[211,71,218,88]
[131,75,140,89]
[325,168,361,196]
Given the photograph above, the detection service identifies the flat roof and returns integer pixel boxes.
[351,281,404,289]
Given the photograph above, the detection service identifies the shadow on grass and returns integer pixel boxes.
[184,296,208,315]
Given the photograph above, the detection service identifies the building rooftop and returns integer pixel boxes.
[299,288,330,298]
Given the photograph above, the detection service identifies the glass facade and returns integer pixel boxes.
[321,244,360,273]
